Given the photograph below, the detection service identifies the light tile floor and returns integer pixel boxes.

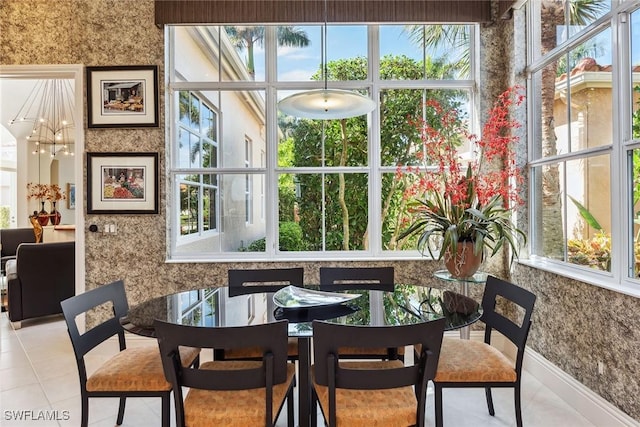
[1,313,597,427]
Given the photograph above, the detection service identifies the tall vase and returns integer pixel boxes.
[50,201,62,225]
[443,241,483,279]
[37,201,50,226]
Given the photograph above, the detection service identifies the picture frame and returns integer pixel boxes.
[67,183,76,210]
[86,65,158,128]
[87,152,159,214]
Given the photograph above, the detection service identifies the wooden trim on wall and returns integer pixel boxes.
[155,0,516,25]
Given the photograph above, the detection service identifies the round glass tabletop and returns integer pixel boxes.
[433,269,488,283]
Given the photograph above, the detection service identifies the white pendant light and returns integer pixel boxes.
[277,0,375,120]
[278,88,376,120]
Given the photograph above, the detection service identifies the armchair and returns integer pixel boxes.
[1,227,38,278]
[7,241,74,327]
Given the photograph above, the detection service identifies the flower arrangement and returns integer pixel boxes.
[47,184,67,202]
[26,183,49,201]
[399,86,526,269]
[26,183,67,202]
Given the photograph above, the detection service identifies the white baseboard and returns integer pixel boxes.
[455,332,638,426]
[524,347,640,427]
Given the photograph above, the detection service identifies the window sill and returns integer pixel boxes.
[517,258,640,299]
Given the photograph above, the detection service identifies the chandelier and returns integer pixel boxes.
[10,79,75,157]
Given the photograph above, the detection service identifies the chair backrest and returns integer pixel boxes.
[60,280,129,382]
[1,228,37,272]
[312,318,445,426]
[154,319,291,425]
[319,266,394,291]
[1,228,38,257]
[228,267,304,296]
[480,275,536,370]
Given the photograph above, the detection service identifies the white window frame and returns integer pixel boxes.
[523,0,640,297]
[166,24,479,261]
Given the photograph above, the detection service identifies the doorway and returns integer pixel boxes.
[0,64,85,297]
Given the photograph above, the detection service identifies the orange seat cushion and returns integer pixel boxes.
[86,345,200,392]
[434,337,517,383]
[337,346,405,357]
[312,360,416,427]
[183,361,296,427]
[223,337,299,359]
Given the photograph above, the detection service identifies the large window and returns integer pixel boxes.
[167,24,477,259]
[527,0,640,287]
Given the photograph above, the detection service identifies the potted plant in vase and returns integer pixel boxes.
[26,183,50,226]
[399,86,526,278]
[47,184,66,225]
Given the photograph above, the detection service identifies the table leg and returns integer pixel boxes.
[298,337,311,427]
[459,281,470,339]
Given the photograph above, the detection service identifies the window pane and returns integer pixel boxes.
[566,156,611,272]
[630,148,640,278]
[277,25,319,82]
[632,8,640,139]
[536,29,612,159]
[380,89,470,167]
[381,172,415,251]
[533,155,611,269]
[277,25,367,83]
[175,173,265,254]
[537,1,610,48]
[278,107,369,167]
[380,25,470,80]
[203,187,216,231]
[179,181,200,236]
[223,26,266,81]
[280,173,368,251]
[566,29,612,151]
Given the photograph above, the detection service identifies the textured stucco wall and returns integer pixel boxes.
[512,264,640,420]
[2,0,639,421]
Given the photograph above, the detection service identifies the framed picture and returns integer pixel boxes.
[87,152,159,214]
[67,183,76,210]
[86,65,158,128]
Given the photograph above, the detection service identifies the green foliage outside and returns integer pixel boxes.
[567,86,640,274]
[242,221,304,252]
[0,206,9,229]
[284,54,464,251]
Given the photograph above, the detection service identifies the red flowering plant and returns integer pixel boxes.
[398,86,526,265]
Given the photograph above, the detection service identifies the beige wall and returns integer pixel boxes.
[1,0,639,421]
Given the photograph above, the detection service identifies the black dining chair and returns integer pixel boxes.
[311,318,446,427]
[60,280,200,427]
[319,266,402,360]
[217,267,304,361]
[433,275,537,427]
[228,267,304,296]
[319,266,394,292]
[155,319,296,427]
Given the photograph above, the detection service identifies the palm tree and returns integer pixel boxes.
[225,26,310,79]
[403,25,470,78]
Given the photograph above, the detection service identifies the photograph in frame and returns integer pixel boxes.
[86,66,158,128]
[67,183,76,210]
[87,152,159,214]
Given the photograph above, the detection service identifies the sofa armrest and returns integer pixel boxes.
[6,259,17,280]
[8,241,75,323]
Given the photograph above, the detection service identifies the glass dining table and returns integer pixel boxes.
[120,284,482,427]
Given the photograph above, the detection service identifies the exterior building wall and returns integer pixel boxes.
[1,0,639,420]
[172,26,266,253]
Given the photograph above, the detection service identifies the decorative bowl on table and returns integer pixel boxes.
[272,285,361,308]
